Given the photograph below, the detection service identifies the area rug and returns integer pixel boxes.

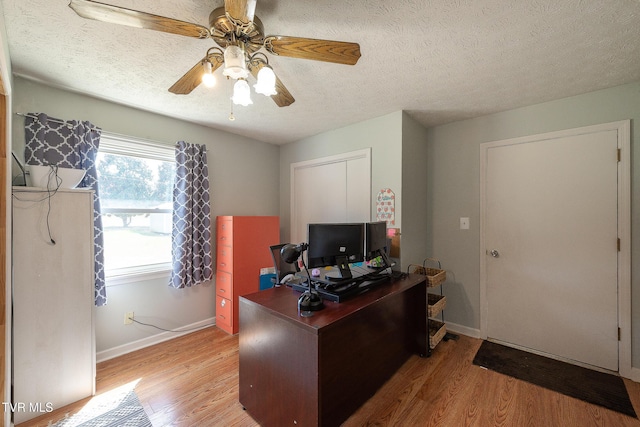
[52,388,152,427]
[473,340,637,418]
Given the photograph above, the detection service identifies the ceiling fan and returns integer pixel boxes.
[68,0,362,108]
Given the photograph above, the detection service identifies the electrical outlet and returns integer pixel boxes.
[124,311,134,325]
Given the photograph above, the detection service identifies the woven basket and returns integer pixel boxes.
[407,264,426,275]
[423,258,446,287]
[408,259,446,287]
[427,293,447,318]
[428,320,446,349]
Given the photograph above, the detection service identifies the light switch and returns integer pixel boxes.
[460,217,470,230]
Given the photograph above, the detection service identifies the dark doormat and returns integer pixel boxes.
[472,340,637,418]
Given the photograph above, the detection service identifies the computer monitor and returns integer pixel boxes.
[307,222,365,281]
[365,221,392,269]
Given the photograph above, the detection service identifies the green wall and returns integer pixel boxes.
[11,73,640,372]
[401,112,430,269]
[11,76,280,356]
[279,110,430,271]
[279,111,403,240]
[425,81,640,368]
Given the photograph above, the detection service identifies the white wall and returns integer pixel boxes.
[11,76,280,356]
[425,81,640,368]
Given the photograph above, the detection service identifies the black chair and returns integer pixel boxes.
[270,243,300,286]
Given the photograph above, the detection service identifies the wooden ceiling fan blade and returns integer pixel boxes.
[264,36,361,65]
[169,55,223,95]
[224,0,257,24]
[69,0,210,39]
[248,61,295,107]
[271,78,295,108]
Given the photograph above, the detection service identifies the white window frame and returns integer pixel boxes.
[99,132,175,286]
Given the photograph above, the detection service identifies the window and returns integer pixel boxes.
[97,133,175,284]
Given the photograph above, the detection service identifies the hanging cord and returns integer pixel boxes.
[11,152,27,185]
[12,165,62,245]
[129,317,215,333]
[45,166,62,244]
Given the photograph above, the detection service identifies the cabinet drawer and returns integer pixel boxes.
[217,246,233,272]
[217,219,233,245]
[216,295,233,330]
[217,271,232,297]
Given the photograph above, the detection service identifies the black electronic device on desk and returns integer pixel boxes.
[365,221,394,271]
[288,221,394,303]
[298,266,362,285]
[290,273,391,303]
[307,222,365,281]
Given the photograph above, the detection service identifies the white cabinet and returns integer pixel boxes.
[12,187,95,424]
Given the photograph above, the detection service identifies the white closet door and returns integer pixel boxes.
[292,161,347,244]
[346,157,370,222]
[291,149,371,244]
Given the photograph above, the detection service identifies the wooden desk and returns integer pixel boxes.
[239,274,427,427]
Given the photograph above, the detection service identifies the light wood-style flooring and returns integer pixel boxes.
[17,326,640,427]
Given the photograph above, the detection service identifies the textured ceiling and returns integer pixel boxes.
[2,0,640,145]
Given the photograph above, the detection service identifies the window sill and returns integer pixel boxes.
[105,266,171,287]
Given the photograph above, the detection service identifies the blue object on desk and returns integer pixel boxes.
[260,273,277,290]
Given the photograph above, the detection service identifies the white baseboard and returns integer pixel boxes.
[629,367,640,383]
[445,321,481,339]
[97,317,216,363]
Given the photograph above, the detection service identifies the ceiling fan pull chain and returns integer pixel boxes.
[229,99,236,122]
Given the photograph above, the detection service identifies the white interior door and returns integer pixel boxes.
[483,127,620,371]
[291,149,371,244]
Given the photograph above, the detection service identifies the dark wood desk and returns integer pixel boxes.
[239,274,427,427]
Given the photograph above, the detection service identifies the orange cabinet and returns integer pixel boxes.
[216,294,233,332]
[215,216,279,334]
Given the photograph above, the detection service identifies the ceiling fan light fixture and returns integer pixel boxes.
[201,60,216,87]
[223,45,249,80]
[231,79,253,106]
[254,65,277,96]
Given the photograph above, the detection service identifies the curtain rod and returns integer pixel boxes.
[15,112,100,132]
[16,113,178,147]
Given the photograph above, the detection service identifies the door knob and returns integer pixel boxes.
[489,249,500,258]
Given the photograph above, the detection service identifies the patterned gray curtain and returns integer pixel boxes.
[24,112,107,306]
[170,141,213,288]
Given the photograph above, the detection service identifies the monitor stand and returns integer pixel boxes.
[378,249,393,270]
[325,255,353,281]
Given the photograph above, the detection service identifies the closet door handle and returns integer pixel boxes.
[489,249,500,258]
